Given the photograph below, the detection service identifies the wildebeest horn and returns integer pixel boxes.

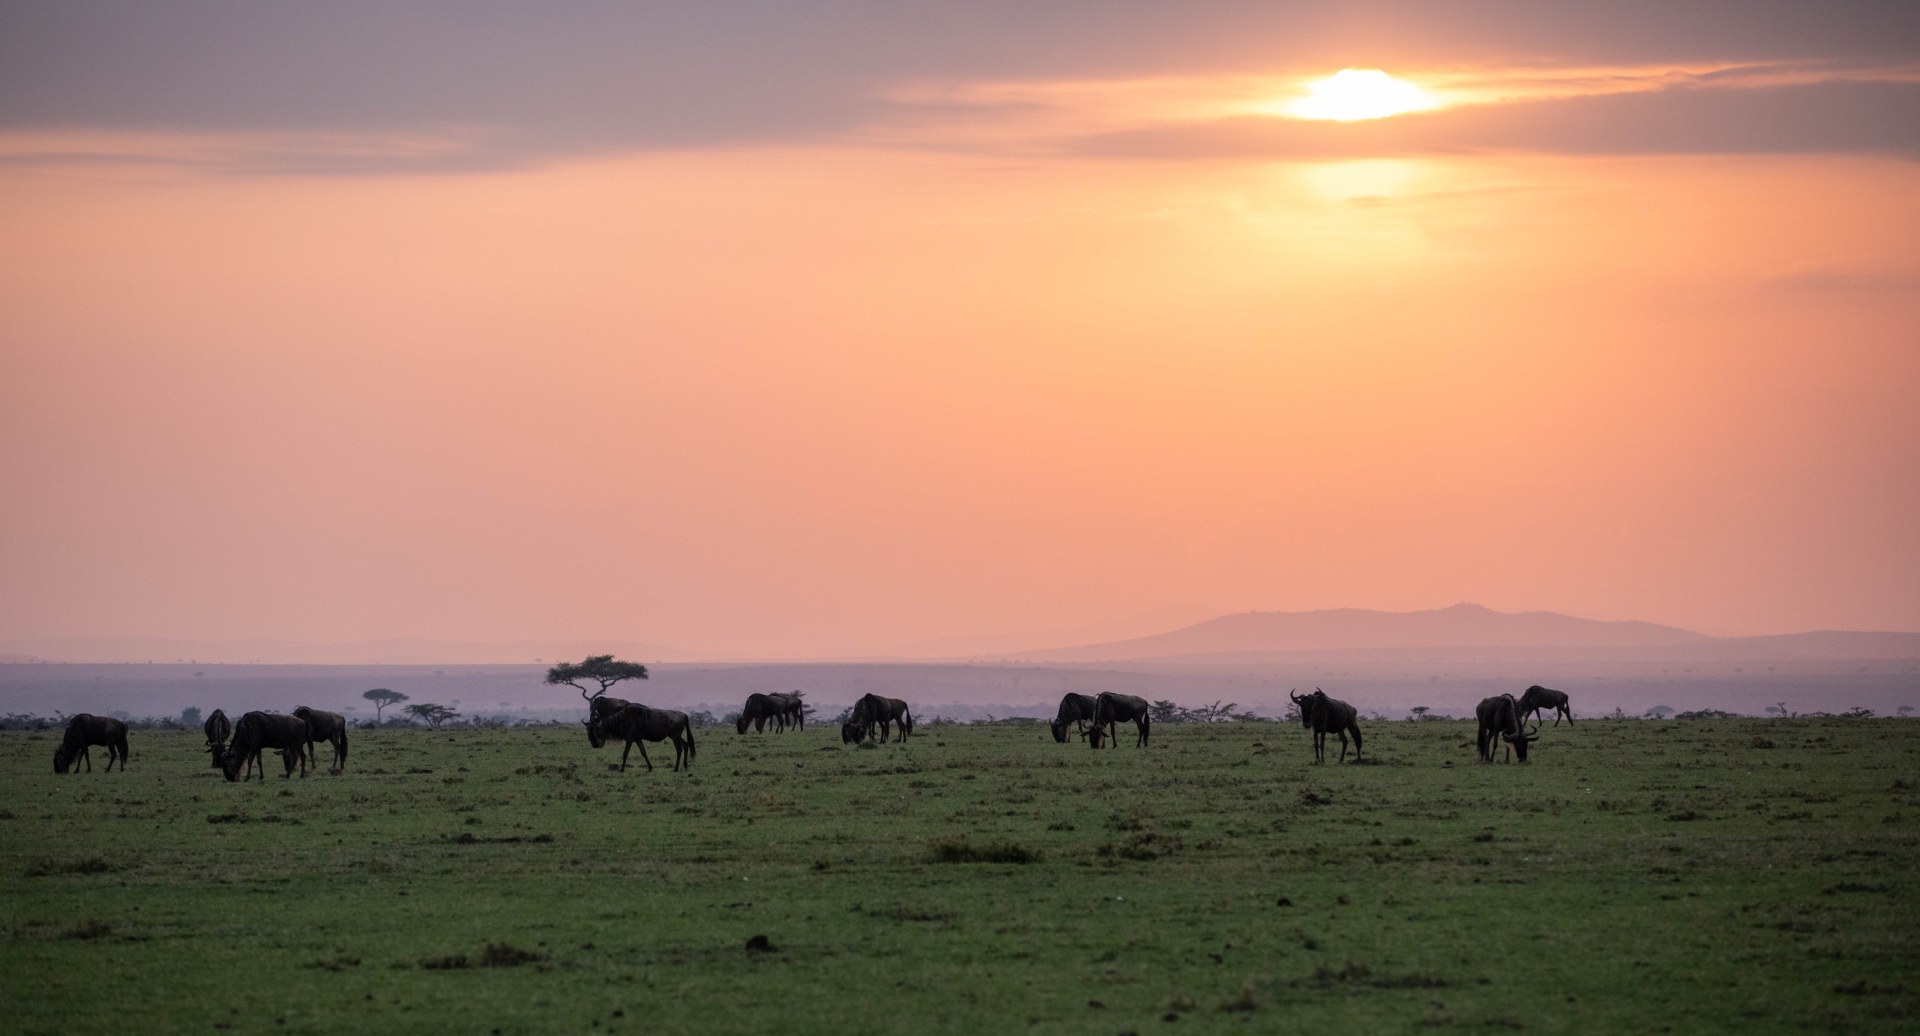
[1288,689,1301,703]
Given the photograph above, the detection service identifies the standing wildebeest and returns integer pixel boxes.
[848,693,913,743]
[1290,688,1363,764]
[1476,694,1540,763]
[1516,685,1574,727]
[1050,693,1099,744]
[774,691,805,730]
[588,703,696,772]
[293,706,349,773]
[53,715,130,774]
[203,708,232,770]
[1088,692,1150,749]
[221,712,312,782]
[736,692,796,735]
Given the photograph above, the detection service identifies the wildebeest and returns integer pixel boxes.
[222,712,312,782]
[1290,688,1363,764]
[203,708,232,770]
[847,693,912,743]
[293,706,349,773]
[588,703,696,772]
[1050,692,1098,744]
[52,714,130,774]
[1476,694,1540,763]
[774,691,805,730]
[1516,685,1574,727]
[736,692,798,735]
[1088,692,1150,749]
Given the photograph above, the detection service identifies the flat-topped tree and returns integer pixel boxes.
[364,688,408,723]
[546,654,649,721]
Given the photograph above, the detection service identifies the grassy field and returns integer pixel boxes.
[3,716,1916,1034]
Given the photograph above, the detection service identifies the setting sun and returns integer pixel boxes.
[1287,68,1436,121]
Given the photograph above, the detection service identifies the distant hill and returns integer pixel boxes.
[1017,603,1714,662]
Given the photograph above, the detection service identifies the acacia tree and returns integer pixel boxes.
[403,702,459,729]
[364,688,409,723]
[545,654,649,706]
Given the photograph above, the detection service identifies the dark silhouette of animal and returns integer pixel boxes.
[588,703,696,772]
[1476,694,1540,763]
[1050,693,1098,743]
[293,706,349,773]
[53,714,129,774]
[1088,692,1150,749]
[848,693,912,743]
[1516,685,1573,727]
[203,709,232,770]
[1291,688,1362,764]
[736,692,799,734]
[222,712,312,782]
[774,691,805,730]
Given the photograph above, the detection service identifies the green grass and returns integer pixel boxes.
[3,718,1916,1034]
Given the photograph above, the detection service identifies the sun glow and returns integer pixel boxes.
[1287,68,1436,121]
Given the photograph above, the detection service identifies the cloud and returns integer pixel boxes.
[3,2,1918,174]
[1064,80,1920,160]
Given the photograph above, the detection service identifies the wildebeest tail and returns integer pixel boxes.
[686,721,697,762]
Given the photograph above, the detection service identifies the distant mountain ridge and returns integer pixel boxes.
[1016,603,1715,663]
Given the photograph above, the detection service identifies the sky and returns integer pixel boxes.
[1,2,1917,660]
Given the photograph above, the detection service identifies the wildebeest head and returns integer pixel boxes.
[584,716,609,749]
[736,712,752,735]
[1050,719,1070,743]
[219,745,243,782]
[1289,689,1317,728]
[1085,723,1106,749]
[52,742,75,774]
[1502,723,1541,762]
[841,721,862,744]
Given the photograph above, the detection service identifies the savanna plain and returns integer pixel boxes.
[4,717,1916,1034]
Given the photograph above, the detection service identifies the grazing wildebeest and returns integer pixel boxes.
[849,693,913,743]
[222,712,312,782]
[1476,694,1540,763]
[1088,692,1150,749]
[52,715,130,774]
[736,693,792,735]
[588,703,696,772]
[203,708,232,770]
[293,706,349,773]
[1050,693,1099,744]
[1290,688,1363,764]
[1516,685,1574,727]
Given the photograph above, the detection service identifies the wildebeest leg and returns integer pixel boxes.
[1350,726,1362,762]
[80,746,92,772]
[635,740,654,772]
[618,741,634,772]
[1337,730,1349,763]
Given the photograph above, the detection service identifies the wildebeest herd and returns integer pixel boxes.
[48,684,1576,777]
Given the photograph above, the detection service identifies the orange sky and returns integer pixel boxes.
[2,6,1916,658]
